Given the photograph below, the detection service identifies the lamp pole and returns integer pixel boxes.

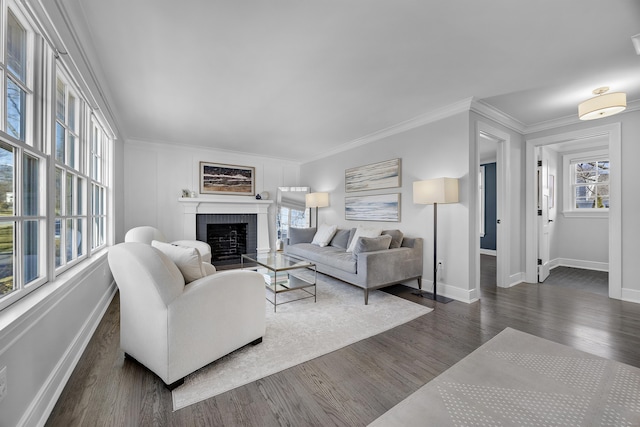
[433,202,438,300]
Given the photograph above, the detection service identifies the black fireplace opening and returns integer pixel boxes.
[207,223,248,267]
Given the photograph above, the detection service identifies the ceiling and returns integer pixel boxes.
[47,0,640,162]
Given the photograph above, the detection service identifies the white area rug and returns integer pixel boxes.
[370,327,640,426]
[172,274,431,410]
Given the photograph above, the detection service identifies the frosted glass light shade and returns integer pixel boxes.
[305,192,329,208]
[578,92,626,120]
[413,178,459,205]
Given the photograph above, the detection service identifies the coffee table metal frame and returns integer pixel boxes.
[241,252,317,312]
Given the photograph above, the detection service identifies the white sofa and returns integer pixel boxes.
[108,242,266,389]
[124,225,213,264]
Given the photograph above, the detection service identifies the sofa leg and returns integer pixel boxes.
[250,337,263,345]
[364,289,369,305]
[417,277,422,290]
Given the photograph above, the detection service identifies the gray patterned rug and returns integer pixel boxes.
[370,327,640,426]
[172,273,432,410]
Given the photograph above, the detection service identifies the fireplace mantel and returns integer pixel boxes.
[178,197,273,253]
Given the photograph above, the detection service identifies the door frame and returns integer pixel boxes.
[525,123,621,299]
[475,122,511,289]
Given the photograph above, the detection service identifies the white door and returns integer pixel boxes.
[537,148,551,282]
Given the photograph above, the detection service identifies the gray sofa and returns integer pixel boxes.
[284,227,423,304]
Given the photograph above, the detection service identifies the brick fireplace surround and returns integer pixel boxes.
[177,197,273,254]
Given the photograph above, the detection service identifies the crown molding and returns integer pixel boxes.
[469,100,527,134]
[302,97,475,164]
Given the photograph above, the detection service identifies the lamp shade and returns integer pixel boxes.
[578,91,626,121]
[305,192,329,208]
[413,178,459,205]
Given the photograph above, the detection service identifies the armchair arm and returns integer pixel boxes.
[166,270,266,383]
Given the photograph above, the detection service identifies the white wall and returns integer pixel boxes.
[0,256,115,427]
[550,147,609,269]
[124,139,302,248]
[301,112,474,302]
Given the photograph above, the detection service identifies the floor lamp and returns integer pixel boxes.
[305,192,329,228]
[412,178,459,303]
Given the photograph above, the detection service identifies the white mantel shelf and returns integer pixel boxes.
[178,197,273,254]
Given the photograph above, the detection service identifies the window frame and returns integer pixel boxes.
[0,0,114,311]
[562,148,610,218]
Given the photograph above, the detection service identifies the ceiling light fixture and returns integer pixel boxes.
[578,87,626,121]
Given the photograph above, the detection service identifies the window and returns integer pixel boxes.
[0,1,112,310]
[563,149,609,217]
[5,10,30,142]
[90,118,108,249]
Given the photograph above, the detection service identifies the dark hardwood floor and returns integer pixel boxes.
[46,256,640,426]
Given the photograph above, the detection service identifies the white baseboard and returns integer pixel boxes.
[550,258,609,272]
[621,288,640,304]
[507,272,525,288]
[480,248,497,256]
[24,282,117,427]
[421,279,478,304]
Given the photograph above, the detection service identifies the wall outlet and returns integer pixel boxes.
[0,366,7,403]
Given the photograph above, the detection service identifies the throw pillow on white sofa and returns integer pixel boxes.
[312,223,338,247]
[346,225,382,253]
[152,240,212,283]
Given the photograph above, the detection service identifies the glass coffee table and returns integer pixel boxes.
[241,252,317,312]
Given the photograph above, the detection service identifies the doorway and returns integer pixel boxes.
[526,124,621,299]
[475,122,511,292]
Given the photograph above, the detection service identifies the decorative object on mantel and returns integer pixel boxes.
[199,162,255,196]
[413,177,458,303]
[345,193,400,222]
[255,194,262,200]
[260,191,270,200]
[578,86,626,120]
[182,189,191,197]
[345,158,401,192]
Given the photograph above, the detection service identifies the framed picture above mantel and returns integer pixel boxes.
[345,158,401,192]
[199,162,255,196]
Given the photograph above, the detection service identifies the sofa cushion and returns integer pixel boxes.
[346,225,383,253]
[382,229,404,249]
[353,234,393,255]
[151,240,205,283]
[286,243,357,274]
[288,227,316,245]
[312,223,338,247]
[329,229,351,249]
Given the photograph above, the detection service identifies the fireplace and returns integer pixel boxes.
[178,197,272,256]
[197,214,258,268]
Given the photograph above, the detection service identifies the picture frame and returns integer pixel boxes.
[345,158,401,192]
[199,162,255,196]
[345,193,401,222]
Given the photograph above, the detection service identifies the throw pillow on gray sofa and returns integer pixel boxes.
[353,234,393,255]
[289,227,317,245]
[382,229,404,249]
[330,229,351,249]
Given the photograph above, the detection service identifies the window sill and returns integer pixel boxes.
[0,249,110,337]
[562,210,609,219]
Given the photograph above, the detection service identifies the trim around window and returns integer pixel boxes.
[562,148,609,218]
